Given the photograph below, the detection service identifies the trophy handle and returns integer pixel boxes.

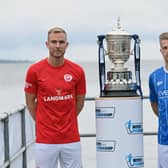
[97,35,106,96]
[132,34,143,97]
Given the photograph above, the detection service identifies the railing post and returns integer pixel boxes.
[3,113,10,168]
[20,106,27,168]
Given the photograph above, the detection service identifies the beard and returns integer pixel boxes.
[50,50,65,58]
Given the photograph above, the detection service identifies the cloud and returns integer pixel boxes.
[1,0,167,33]
[0,0,167,61]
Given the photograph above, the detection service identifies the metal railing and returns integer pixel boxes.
[0,105,34,168]
[0,96,157,168]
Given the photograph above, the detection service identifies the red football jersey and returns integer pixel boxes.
[24,58,86,144]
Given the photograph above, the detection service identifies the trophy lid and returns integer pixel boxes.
[107,17,130,35]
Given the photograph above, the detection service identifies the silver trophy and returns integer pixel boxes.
[97,18,142,96]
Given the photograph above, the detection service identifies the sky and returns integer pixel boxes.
[0,0,168,62]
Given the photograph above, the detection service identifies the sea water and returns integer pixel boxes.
[0,59,163,167]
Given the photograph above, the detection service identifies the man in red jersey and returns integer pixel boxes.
[24,27,86,168]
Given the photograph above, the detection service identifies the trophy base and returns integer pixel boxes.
[107,71,132,81]
[100,90,138,97]
[105,82,137,91]
[101,83,138,97]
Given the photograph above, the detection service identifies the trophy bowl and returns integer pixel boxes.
[105,25,132,72]
[106,34,131,71]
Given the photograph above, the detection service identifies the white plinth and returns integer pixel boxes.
[96,96,144,168]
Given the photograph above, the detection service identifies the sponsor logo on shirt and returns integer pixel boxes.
[64,74,72,82]
[43,94,73,102]
[56,88,62,95]
[157,81,163,86]
[25,82,32,88]
[158,90,168,98]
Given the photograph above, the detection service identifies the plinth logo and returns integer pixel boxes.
[96,107,115,118]
[126,153,144,168]
[125,120,143,134]
[96,140,116,152]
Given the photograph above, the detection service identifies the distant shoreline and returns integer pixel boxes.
[0,60,33,63]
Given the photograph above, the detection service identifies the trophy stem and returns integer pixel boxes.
[111,61,128,72]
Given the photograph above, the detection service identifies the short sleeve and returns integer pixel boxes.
[24,66,38,94]
[76,68,86,95]
[149,73,157,102]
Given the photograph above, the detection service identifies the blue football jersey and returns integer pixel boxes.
[149,66,168,145]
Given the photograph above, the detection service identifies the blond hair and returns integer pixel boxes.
[48,27,67,39]
[159,32,168,41]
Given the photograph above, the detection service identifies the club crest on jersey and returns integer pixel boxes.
[64,74,72,82]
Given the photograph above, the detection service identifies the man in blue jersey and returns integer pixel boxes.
[149,32,168,168]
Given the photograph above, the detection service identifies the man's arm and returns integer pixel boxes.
[150,101,158,117]
[76,94,85,116]
[25,92,37,120]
